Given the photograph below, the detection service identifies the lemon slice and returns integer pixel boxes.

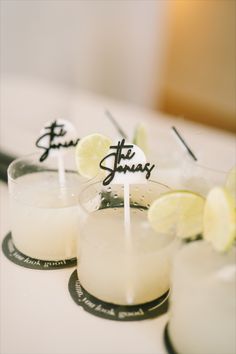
[203,187,236,251]
[225,166,236,208]
[148,190,205,239]
[75,134,112,179]
[133,123,148,155]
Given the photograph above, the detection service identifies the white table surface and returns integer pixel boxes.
[0,76,235,354]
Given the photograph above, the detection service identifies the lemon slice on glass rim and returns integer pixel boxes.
[133,122,148,155]
[75,133,112,179]
[203,187,236,252]
[225,166,236,208]
[148,190,205,239]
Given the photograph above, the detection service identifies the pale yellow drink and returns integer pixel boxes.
[169,241,236,354]
[9,171,84,260]
[78,206,179,305]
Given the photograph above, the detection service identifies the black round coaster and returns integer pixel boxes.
[2,232,77,270]
[164,323,179,354]
[68,269,169,321]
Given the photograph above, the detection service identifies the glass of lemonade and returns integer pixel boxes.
[168,241,236,354]
[77,180,180,305]
[180,158,228,196]
[8,153,88,261]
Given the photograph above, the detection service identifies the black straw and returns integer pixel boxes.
[172,126,198,161]
[105,110,128,139]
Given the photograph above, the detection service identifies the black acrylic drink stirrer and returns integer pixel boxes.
[172,126,198,162]
[105,110,128,139]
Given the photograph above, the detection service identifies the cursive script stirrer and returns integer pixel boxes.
[35,119,79,191]
[99,139,155,303]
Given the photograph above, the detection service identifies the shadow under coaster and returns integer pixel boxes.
[164,323,179,354]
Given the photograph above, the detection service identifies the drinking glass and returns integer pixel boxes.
[180,158,228,196]
[8,152,87,261]
[168,241,236,354]
[78,180,180,305]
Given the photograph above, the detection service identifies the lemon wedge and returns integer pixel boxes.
[75,134,112,179]
[225,166,236,208]
[133,123,148,155]
[203,187,236,251]
[148,190,205,239]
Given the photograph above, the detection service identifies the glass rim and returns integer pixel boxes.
[79,177,170,193]
[8,151,41,168]
[193,163,229,175]
[183,157,230,175]
[78,178,171,213]
[7,151,87,185]
[8,152,40,184]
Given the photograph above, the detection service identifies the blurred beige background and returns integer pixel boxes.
[160,0,236,132]
[1,0,235,132]
[1,0,168,107]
